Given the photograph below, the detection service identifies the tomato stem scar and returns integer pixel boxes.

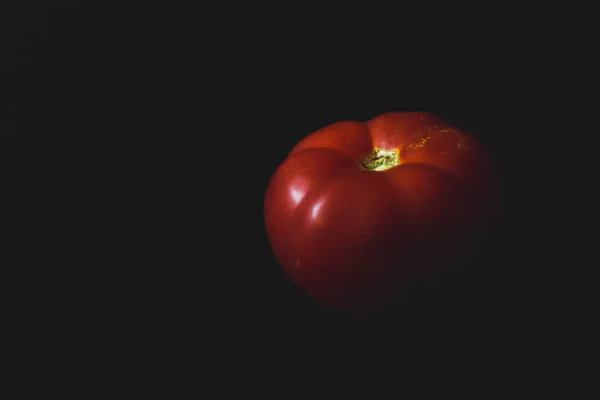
[359,149,400,171]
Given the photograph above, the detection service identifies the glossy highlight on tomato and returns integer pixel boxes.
[264,112,501,311]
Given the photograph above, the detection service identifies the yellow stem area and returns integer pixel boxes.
[359,148,400,171]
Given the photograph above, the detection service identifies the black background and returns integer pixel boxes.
[2,3,569,335]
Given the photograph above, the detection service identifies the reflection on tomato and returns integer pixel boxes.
[264,112,501,311]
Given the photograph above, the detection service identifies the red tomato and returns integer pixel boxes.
[264,112,501,311]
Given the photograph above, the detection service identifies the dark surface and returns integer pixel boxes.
[2,4,564,331]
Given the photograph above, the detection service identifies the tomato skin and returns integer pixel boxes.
[264,112,501,311]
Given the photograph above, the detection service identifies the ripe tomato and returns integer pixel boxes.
[264,112,501,311]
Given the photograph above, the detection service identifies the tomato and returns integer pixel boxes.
[264,112,501,311]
